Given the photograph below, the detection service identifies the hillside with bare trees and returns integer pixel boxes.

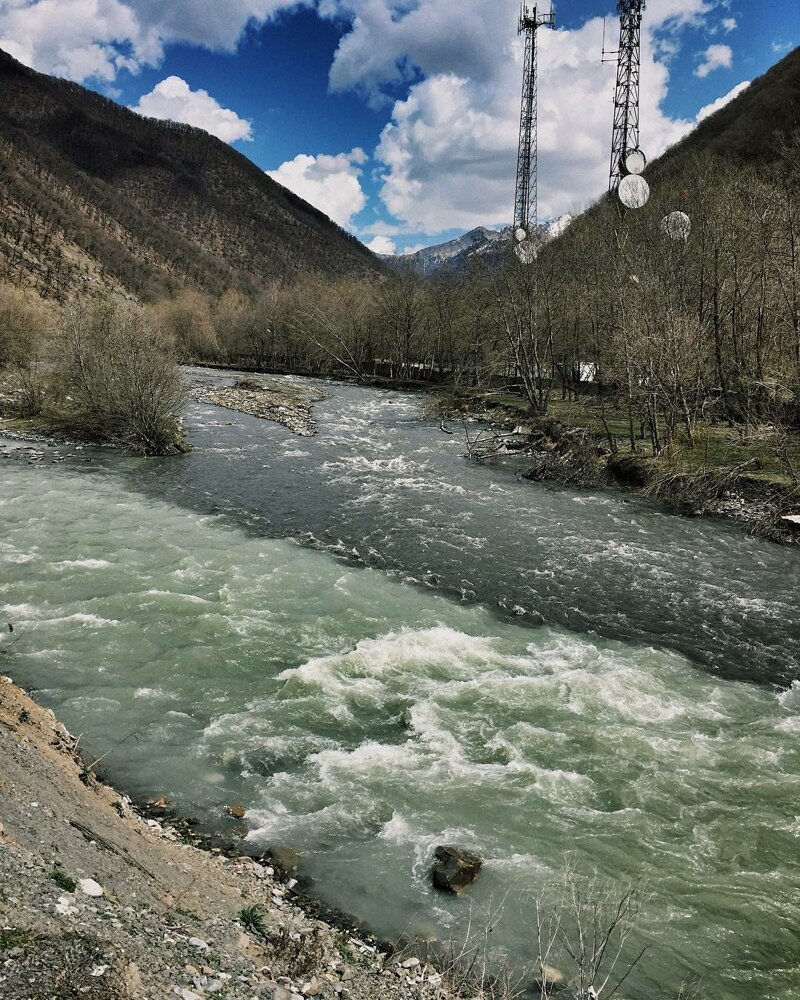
[0,49,381,302]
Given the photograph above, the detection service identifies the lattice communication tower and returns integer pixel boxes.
[513,3,555,253]
[608,0,646,191]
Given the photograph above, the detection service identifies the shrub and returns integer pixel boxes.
[59,299,188,455]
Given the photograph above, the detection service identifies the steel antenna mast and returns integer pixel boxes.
[607,0,646,191]
[513,2,555,258]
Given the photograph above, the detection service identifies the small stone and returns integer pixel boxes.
[185,965,199,977]
[78,878,104,897]
[123,962,142,994]
[401,958,420,970]
[153,795,169,807]
[272,988,292,1000]
[90,966,108,977]
[173,990,203,1000]
[56,894,78,916]
[226,802,247,819]
[188,937,210,951]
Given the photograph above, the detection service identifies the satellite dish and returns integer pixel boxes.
[618,174,650,210]
[623,149,647,176]
[514,241,537,264]
[661,211,691,242]
[514,227,528,243]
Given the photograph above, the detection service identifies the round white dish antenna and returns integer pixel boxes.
[623,149,647,176]
[660,211,691,241]
[618,174,650,210]
[514,241,537,265]
[514,227,528,243]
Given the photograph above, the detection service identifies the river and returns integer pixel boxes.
[2,369,799,999]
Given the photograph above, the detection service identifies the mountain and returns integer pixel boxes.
[385,215,573,277]
[0,49,381,302]
[649,44,800,179]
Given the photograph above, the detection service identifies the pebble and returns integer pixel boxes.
[78,878,104,897]
[189,937,210,951]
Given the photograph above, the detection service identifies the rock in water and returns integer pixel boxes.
[262,846,302,872]
[430,845,482,893]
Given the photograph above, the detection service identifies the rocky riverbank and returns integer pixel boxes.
[435,395,800,546]
[193,378,327,437]
[0,675,477,1000]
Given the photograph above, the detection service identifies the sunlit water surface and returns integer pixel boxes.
[2,370,799,999]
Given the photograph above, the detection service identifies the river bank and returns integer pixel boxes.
[185,363,800,546]
[0,672,478,1000]
[431,390,800,546]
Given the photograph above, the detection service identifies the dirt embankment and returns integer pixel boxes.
[0,675,461,1000]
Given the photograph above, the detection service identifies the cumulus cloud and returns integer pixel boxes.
[696,80,749,122]
[367,235,397,254]
[267,149,368,228]
[695,43,733,78]
[0,0,307,82]
[354,1,716,233]
[721,17,737,32]
[130,76,253,142]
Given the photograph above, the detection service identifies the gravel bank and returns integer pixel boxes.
[193,379,327,437]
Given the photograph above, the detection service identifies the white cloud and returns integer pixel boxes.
[367,235,396,254]
[130,76,253,142]
[0,0,307,82]
[696,80,749,122]
[267,149,368,228]
[695,43,733,78]
[355,1,711,234]
[721,17,737,32]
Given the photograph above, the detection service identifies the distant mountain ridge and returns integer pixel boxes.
[0,48,381,301]
[384,215,573,276]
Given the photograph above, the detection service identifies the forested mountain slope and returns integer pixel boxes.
[649,44,800,180]
[0,49,381,301]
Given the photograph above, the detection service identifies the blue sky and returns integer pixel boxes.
[0,0,795,253]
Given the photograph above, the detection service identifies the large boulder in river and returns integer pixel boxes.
[431,845,482,894]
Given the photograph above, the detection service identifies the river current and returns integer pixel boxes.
[2,370,799,999]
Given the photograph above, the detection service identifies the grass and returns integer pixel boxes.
[0,928,36,953]
[545,396,800,487]
[238,905,268,938]
[48,868,77,892]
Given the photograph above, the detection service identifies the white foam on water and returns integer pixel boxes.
[134,687,169,699]
[55,559,112,570]
[1,602,40,618]
[1,551,39,565]
[56,613,121,628]
[141,589,214,605]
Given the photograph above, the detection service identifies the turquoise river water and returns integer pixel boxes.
[1,370,799,998]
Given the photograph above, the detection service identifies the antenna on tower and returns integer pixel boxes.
[513,2,555,262]
[607,1,648,201]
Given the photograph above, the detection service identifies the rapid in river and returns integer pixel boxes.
[2,369,799,999]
